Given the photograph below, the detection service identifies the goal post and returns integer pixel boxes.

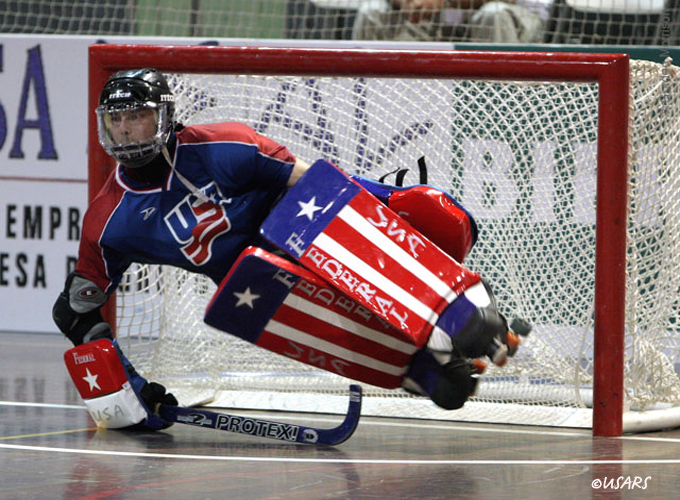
[88,44,678,437]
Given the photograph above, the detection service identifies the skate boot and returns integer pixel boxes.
[402,349,484,410]
[431,279,528,368]
[402,279,530,410]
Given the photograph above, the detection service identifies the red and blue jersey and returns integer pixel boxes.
[77,122,296,294]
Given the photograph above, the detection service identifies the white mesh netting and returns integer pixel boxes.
[3,0,676,46]
[115,58,680,428]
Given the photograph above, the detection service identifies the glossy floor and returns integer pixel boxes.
[1,332,679,499]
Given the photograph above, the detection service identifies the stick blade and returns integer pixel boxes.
[310,384,362,446]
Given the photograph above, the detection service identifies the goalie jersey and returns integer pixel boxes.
[76,122,296,293]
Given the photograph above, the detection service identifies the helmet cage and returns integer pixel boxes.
[96,102,172,169]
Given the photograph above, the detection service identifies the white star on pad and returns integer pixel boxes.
[297,196,323,221]
[82,368,101,392]
[234,287,260,308]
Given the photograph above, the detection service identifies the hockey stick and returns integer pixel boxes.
[157,384,362,446]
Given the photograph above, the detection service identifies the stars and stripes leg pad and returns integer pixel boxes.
[205,246,418,388]
[259,159,482,348]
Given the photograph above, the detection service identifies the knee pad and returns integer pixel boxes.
[350,176,478,262]
[389,186,478,263]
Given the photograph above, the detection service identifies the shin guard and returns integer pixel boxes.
[205,247,417,388]
[260,159,482,347]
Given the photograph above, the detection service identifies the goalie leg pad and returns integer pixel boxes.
[64,339,173,430]
[260,159,482,346]
[205,246,418,388]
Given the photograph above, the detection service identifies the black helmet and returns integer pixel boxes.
[96,68,175,168]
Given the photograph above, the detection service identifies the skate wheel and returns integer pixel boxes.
[510,317,532,337]
[491,344,508,367]
[506,331,521,357]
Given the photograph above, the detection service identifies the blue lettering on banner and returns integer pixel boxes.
[10,45,58,160]
[352,77,369,173]
[253,77,433,176]
[255,79,340,166]
[350,77,433,174]
[243,73,600,224]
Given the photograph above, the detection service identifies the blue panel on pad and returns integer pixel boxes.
[204,252,301,343]
[260,159,360,258]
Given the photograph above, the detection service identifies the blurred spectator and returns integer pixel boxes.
[353,0,552,43]
[287,0,358,39]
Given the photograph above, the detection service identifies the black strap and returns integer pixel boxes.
[417,156,428,185]
[378,156,428,186]
[378,168,403,184]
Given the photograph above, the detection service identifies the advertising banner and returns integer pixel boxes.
[0,35,224,333]
[1,36,90,333]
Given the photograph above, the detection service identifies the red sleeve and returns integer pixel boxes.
[179,122,296,163]
[75,174,124,294]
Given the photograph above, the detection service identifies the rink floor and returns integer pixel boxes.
[2,331,680,499]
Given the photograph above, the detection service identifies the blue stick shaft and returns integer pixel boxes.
[158,384,362,446]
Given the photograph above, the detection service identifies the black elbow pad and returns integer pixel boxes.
[52,272,112,346]
[52,291,76,336]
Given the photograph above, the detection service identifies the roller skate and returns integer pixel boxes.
[402,279,531,410]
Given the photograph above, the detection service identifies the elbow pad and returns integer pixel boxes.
[53,272,113,346]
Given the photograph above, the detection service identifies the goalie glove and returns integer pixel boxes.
[64,338,177,430]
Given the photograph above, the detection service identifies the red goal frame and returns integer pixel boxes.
[88,44,630,437]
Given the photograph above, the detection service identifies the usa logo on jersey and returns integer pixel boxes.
[164,182,232,266]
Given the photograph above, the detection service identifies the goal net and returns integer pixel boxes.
[89,45,680,436]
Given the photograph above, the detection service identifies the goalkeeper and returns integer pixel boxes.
[53,68,519,431]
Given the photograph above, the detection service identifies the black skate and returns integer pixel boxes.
[483,316,532,367]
